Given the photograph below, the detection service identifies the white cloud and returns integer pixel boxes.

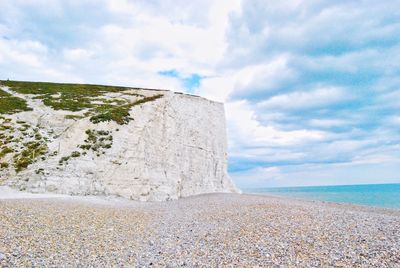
[0,39,47,67]
[387,116,400,125]
[309,118,350,128]
[63,48,94,61]
[377,90,400,109]
[226,100,326,149]
[197,56,295,102]
[231,56,296,98]
[0,36,85,82]
[257,86,347,110]
[100,0,241,77]
[196,74,236,102]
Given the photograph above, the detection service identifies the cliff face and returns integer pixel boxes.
[0,81,238,201]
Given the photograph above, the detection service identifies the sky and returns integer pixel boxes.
[0,0,399,189]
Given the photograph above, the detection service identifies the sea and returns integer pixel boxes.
[245,183,400,209]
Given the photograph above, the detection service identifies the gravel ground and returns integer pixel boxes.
[0,193,399,267]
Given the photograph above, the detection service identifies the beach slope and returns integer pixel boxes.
[0,191,399,267]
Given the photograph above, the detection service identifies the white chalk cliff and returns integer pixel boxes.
[0,82,238,201]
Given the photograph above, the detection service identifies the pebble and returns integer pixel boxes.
[0,194,399,267]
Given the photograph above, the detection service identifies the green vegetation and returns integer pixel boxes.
[35,168,45,174]
[0,89,10,97]
[0,125,12,130]
[59,156,70,165]
[71,151,81,157]
[133,94,163,106]
[0,146,14,158]
[0,89,32,115]
[1,80,126,110]
[34,133,42,140]
[0,115,49,172]
[0,80,164,125]
[13,141,48,172]
[1,80,126,95]
[58,129,113,166]
[90,104,133,125]
[89,94,163,124]
[78,129,113,156]
[65,114,85,120]
[0,162,9,169]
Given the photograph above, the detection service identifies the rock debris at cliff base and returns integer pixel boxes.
[1,193,399,267]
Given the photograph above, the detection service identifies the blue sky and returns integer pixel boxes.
[0,0,399,188]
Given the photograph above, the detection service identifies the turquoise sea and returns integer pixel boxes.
[245,183,400,209]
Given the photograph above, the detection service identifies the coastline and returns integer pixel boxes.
[244,183,400,210]
[1,191,399,266]
[244,191,400,214]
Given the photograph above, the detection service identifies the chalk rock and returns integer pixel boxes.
[0,85,238,201]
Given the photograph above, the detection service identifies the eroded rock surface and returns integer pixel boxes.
[0,81,237,201]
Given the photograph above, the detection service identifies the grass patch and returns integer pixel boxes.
[59,156,70,165]
[65,114,85,120]
[1,80,126,98]
[0,162,9,169]
[1,80,164,125]
[71,151,81,157]
[78,129,113,156]
[35,168,45,174]
[89,94,163,125]
[0,146,14,158]
[90,104,133,125]
[13,141,48,172]
[1,80,126,111]
[132,94,163,106]
[0,89,32,115]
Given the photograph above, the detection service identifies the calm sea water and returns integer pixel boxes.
[245,183,400,209]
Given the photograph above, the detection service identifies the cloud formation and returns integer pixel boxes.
[0,0,399,188]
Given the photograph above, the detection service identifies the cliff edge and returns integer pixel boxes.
[0,80,238,201]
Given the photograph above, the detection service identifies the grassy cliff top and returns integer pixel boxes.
[0,80,164,124]
[1,80,127,96]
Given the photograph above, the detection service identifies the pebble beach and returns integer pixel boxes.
[1,190,399,267]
